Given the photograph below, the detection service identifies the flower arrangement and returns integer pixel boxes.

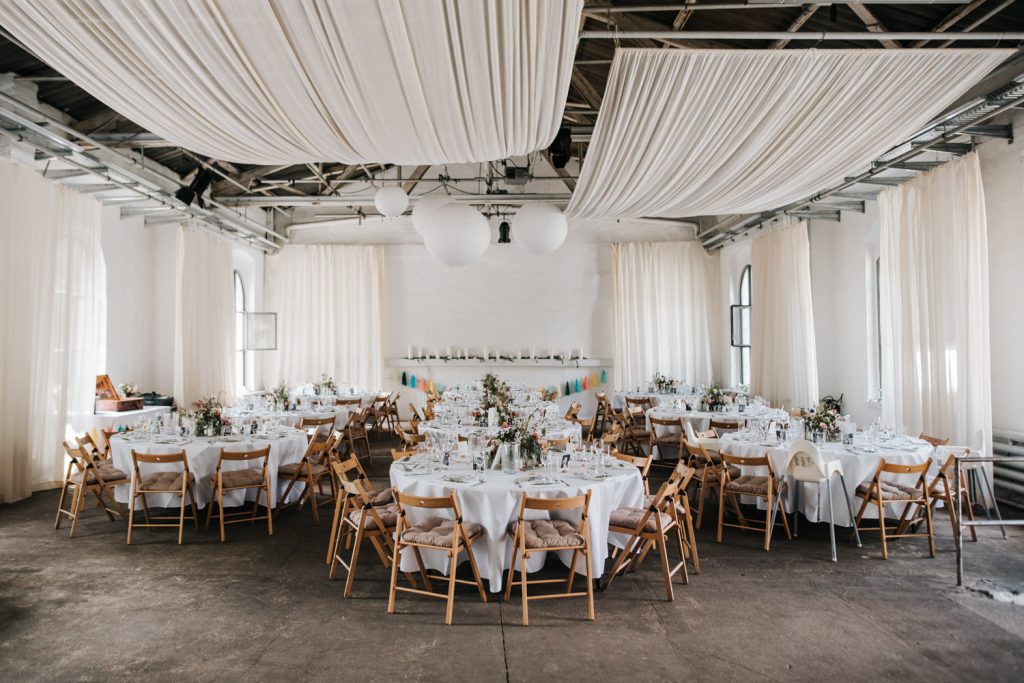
[801,402,841,440]
[703,383,728,411]
[651,372,675,394]
[272,382,289,410]
[495,409,545,468]
[192,395,228,435]
[481,373,510,412]
[314,373,337,396]
[117,382,140,397]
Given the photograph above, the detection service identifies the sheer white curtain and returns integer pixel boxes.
[612,242,719,390]
[174,226,236,408]
[0,0,582,165]
[750,218,819,409]
[262,245,383,391]
[879,153,991,452]
[0,158,106,503]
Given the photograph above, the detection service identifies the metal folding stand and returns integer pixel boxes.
[955,453,1021,586]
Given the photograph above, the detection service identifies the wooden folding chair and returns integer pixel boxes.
[387,490,488,625]
[710,419,742,436]
[605,478,690,600]
[126,450,199,544]
[649,416,686,470]
[919,433,950,448]
[299,415,336,441]
[325,454,393,564]
[77,432,109,461]
[504,492,594,626]
[620,408,649,456]
[592,392,612,437]
[328,471,414,598]
[613,449,653,494]
[563,402,582,421]
[407,403,423,433]
[205,446,273,543]
[918,448,976,542]
[341,408,372,465]
[276,426,341,524]
[688,441,737,530]
[54,441,128,538]
[395,424,427,449]
[716,452,792,551]
[367,393,391,437]
[391,448,417,461]
[851,459,935,560]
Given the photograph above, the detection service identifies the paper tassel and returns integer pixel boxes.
[410,374,417,389]
[600,369,607,385]
[401,371,408,386]
[591,372,599,387]
[565,381,571,396]
[575,379,581,393]
[582,376,589,390]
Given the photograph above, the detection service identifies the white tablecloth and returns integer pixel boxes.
[646,406,788,433]
[389,457,644,592]
[91,406,171,431]
[225,407,352,431]
[719,433,935,526]
[612,391,681,410]
[420,419,583,444]
[109,432,309,509]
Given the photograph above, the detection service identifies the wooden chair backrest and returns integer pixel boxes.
[131,450,188,466]
[919,433,950,448]
[393,489,459,512]
[217,446,271,469]
[625,396,653,412]
[720,450,772,471]
[563,403,581,421]
[299,416,335,429]
[649,416,684,439]
[337,397,363,407]
[518,491,590,515]
[391,448,417,461]
[710,419,740,434]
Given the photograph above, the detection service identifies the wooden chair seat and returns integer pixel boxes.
[70,462,128,486]
[137,470,193,492]
[856,480,917,501]
[725,475,788,497]
[609,507,674,532]
[278,461,329,478]
[218,468,266,488]
[347,502,400,529]
[400,517,483,547]
[510,518,584,549]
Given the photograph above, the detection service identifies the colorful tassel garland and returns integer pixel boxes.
[401,371,407,386]
[410,374,417,389]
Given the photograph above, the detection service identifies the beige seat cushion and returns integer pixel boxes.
[725,475,786,496]
[348,502,399,530]
[510,519,583,549]
[857,480,919,501]
[609,506,673,532]
[70,461,128,485]
[366,488,394,506]
[138,470,193,492]
[278,461,329,478]
[216,468,265,488]
[643,494,686,516]
[401,517,482,547]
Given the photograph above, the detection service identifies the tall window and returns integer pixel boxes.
[731,265,752,387]
[234,271,247,393]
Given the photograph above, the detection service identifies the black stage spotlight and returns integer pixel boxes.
[175,167,214,208]
[498,221,511,243]
[547,126,571,169]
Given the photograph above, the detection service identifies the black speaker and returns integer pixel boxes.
[548,126,572,169]
[175,168,214,208]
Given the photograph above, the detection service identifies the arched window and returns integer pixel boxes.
[731,265,752,387]
[234,271,247,392]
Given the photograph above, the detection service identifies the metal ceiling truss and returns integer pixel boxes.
[0,91,285,253]
[700,77,1024,250]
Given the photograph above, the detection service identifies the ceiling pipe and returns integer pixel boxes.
[215,193,574,208]
[583,1,966,9]
[578,30,1024,41]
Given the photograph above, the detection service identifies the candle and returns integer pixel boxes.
[516,350,522,360]
[482,345,488,360]
[446,346,452,358]
[407,346,413,359]
[530,347,536,359]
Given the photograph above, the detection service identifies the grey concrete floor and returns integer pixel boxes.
[2,440,1023,682]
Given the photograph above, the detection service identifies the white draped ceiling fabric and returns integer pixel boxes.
[0,0,582,165]
[0,158,106,504]
[750,218,819,410]
[612,242,719,390]
[567,49,1010,219]
[262,245,384,392]
[879,153,992,455]
[174,226,236,408]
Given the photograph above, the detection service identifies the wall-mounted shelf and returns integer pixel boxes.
[386,358,612,368]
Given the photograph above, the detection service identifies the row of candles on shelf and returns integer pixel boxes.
[405,346,586,361]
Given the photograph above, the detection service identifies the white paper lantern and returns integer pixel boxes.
[374,185,409,217]
[411,194,452,234]
[511,202,568,255]
[418,202,490,266]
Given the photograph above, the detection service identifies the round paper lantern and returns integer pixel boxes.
[418,202,490,266]
[411,195,452,234]
[511,202,568,254]
[374,185,409,217]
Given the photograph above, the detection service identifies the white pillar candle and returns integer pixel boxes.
[482,346,488,360]
[446,346,452,358]
[530,347,536,359]
[407,346,413,359]
[516,350,522,360]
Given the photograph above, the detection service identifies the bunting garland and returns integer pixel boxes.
[397,369,607,397]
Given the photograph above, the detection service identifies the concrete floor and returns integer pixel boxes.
[2,441,1023,682]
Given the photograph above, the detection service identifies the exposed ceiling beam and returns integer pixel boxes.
[570,67,604,111]
[937,0,1016,48]
[577,30,1024,41]
[841,3,900,47]
[215,193,573,208]
[213,164,292,195]
[402,165,431,194]
[912,0,985,47]
[771,4,821,49]
[542,151,576,192]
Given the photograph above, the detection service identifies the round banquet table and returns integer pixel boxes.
[612,391,685,411]
[389,456,644,592]
[224,406,352,431]
[419,418,583,445]
[109,430,310,509]
[645,405,788,433]
[718,432,935,526]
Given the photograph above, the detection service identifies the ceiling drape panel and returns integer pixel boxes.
[0,158,106,503]
[262,245,384,392]
[0,0,582,165]
[567,49,1010,220]
[611,241,719,390]
[750,217,819,410]
[174,225,237,408]
[879,152,992,458]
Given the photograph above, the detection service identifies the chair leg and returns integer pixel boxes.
[504,542,519,603]
[344,518,365,599]
[962,486,978,542]
[838,474,862,548]
[826,483,836,562]
[716,484,726,544]
[386,536,402,616]
[69,484,86,538]
[264,484,273,536]
[922,498,936,558]
[327,494,346,565]
[126,488,136,545]
[445,546,458,625]
[584,543,595,621]
[520,542,529,626]
[218,484,227,543]
[54,482,69,529]
[793,482,800,537]
[657,535,674,601]
[695,480,709,529]
[462,535,487,603]
[877,495,889,560]
[765,489,776,551]
[682,498,701,574]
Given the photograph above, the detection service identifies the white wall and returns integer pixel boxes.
[100,207,176,396]
[383,241,613,414]
[979,111,1024,434]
